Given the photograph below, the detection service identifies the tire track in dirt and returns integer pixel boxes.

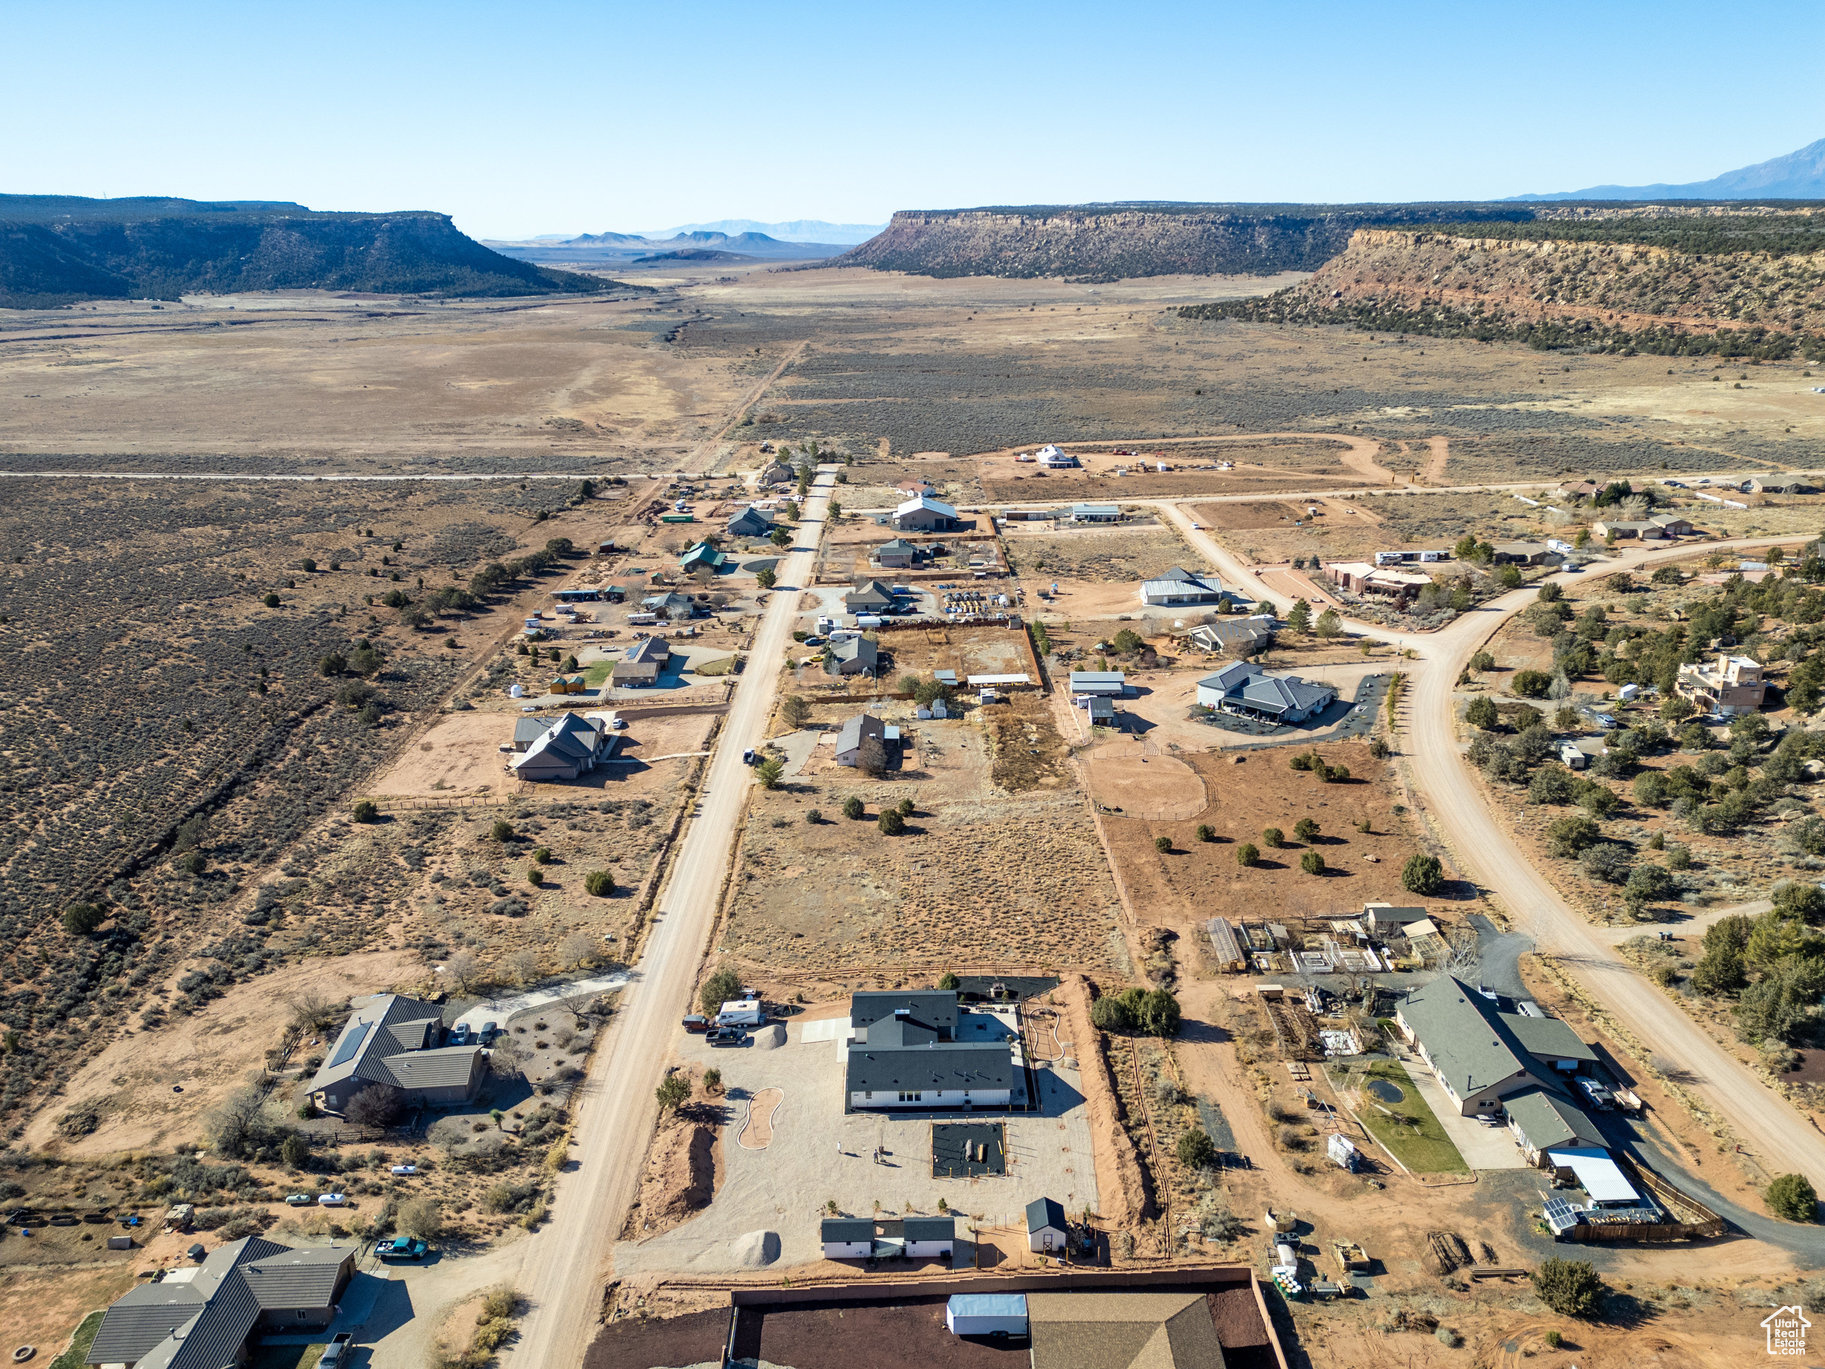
[1420,436,1450,484]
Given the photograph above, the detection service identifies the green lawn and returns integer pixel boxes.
[50,1313,105,1369]
[1351,1059,1469,1174]
[584,661,615,686]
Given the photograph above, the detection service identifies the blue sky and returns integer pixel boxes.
[4,0,1821,239]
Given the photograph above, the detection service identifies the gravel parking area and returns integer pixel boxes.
[612,1017,1099,1275]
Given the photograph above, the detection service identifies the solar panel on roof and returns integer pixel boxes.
[1542,1195,1583,1235]
[328,1020,371,1068]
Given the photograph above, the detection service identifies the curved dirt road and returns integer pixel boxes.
[1401,537,1825,1190]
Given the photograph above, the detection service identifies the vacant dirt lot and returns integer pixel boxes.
[725,696,1120,974]
[1003,524,1193,582]
[876,621,1040,682]
[24,949,417,1156]
[1100,741,1435,935]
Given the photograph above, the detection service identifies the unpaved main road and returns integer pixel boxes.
[1400,538,1825,1191]
[503,470,835,1369]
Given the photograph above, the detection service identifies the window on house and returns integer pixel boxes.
[898,1090,921,1103]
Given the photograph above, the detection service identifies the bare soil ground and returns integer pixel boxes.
[871,622,1040,682]
[1002,524,1195,582]
[1100,742,1434,937]
[979,436,1366,502]
[724,695,1120,974]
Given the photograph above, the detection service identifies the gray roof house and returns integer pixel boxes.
[844,990,1015,1111]
[1196,660,1335,724]
[727,506,776,538]
[1068,670,1127,696]
[1501,1086,1607,1163]
[874,538,925,568]
[612,632,673,687]
[1362,902,1429,930]
[893,495,959,531]
[845,578,899,613]
[1188,618,1273,657]
[826,635,881,678]
[87,1237,354,1369]
[851,990,962,1036]
[1394,975,1596,1119]
[640,590,698,619]
[305,994,485,1113]
[1139,566,1239,607]
[834,713,895,768]
[511,712,616,781]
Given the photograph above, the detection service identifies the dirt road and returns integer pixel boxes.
[1402,537,1825,1191]
[499,470,836,1369]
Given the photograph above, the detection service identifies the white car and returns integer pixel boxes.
[389,1164,418,1176]
[317,1192,348,1207]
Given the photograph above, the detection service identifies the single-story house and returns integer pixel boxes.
[1326,561,1435,596]
[611,633,672,687]
[306,993,486,1113]
[1196,660,1335,724]
[1027,1196,1069,1253]
[874,538,926,569]
[1503,1087,1608,1163]
[1750,477,1815,495]
[1490,540,1567,564]
[87,1237,356,1369]
[1069,503,1121,523]
[1138,566,1237,607]
[1085,696,1116,726]
[1554,480,1603,499]
[844,988,1014,1110]
[1394,974,1596,1118]
[826,635,881,678]
[1648,513,1697,536]
[1362,902,1428,932]
[1590,521,1665,543]
[680,541,729,575]
[1188,618,1273,657]
[758,458,795,485]
[1068,670,1126,697]
[821,1217,876,1260]
[511,713,619,781]
[1036,443,1077,468]
[727,506,776,539]
[896,478,938,496]
[894,495,959,532]
[845,578,899,613]
[834,713,895,767]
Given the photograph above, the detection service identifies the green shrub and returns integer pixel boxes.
[1237,842,1259,867]
[1154,835,1173,854]
[842,796,864,820]
[655,1074,690,1111]
[1767,1172,1818,1222]
[699,967,742,1017]
[352,799,379,823]
[491,819,514,842]
[1262,826,1284,848]
[1402,853,1444,894]
[1531,1257,1604,1317]
[1196,824,1215,842]
[1300,850,1325,875]
[1176,1128,1216,1169]
[583,870,614,897]
[878,808,906,836]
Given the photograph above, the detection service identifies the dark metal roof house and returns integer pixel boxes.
[305,994,484,1113]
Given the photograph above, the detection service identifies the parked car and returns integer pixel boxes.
[681,1014,711,1034]
[320,1333,354,1368]
[376,1237,429,1261]
[448,1024,473,1046]
[1577,1078,1615,1110]
[285,1193,314,1207]
[707,1027,749,1047]
[480,1021,499,1042]
[316,1193,348,1207]
[389,1164,418,1176]
[742,749,757,765]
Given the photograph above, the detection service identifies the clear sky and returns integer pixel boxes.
[5,0,1822,240]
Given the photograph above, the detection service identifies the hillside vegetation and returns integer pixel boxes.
[1183,215,1825,360]
[0,195,624,307]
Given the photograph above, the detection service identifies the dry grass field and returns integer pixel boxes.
[722,694,1121,975]
[1002,524,1194,582]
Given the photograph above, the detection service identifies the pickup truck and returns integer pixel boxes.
[376,1236,429,1261]
[320,1333,354,1368]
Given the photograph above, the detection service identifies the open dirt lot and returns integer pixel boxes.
[872,622,1041,682]
[23,950,418,1156]
[728,695,1121,975]
[1002,523,1194,583]
[1098,741,1436,936]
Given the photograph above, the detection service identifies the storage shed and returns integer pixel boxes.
[820,1217,875,1260]
[1026,1196,1069,1253]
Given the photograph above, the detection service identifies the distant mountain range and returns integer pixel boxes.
[1514,136,1825,201]
[640,218,886,244]
[488,228,856,266]
[0,195,618,308]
